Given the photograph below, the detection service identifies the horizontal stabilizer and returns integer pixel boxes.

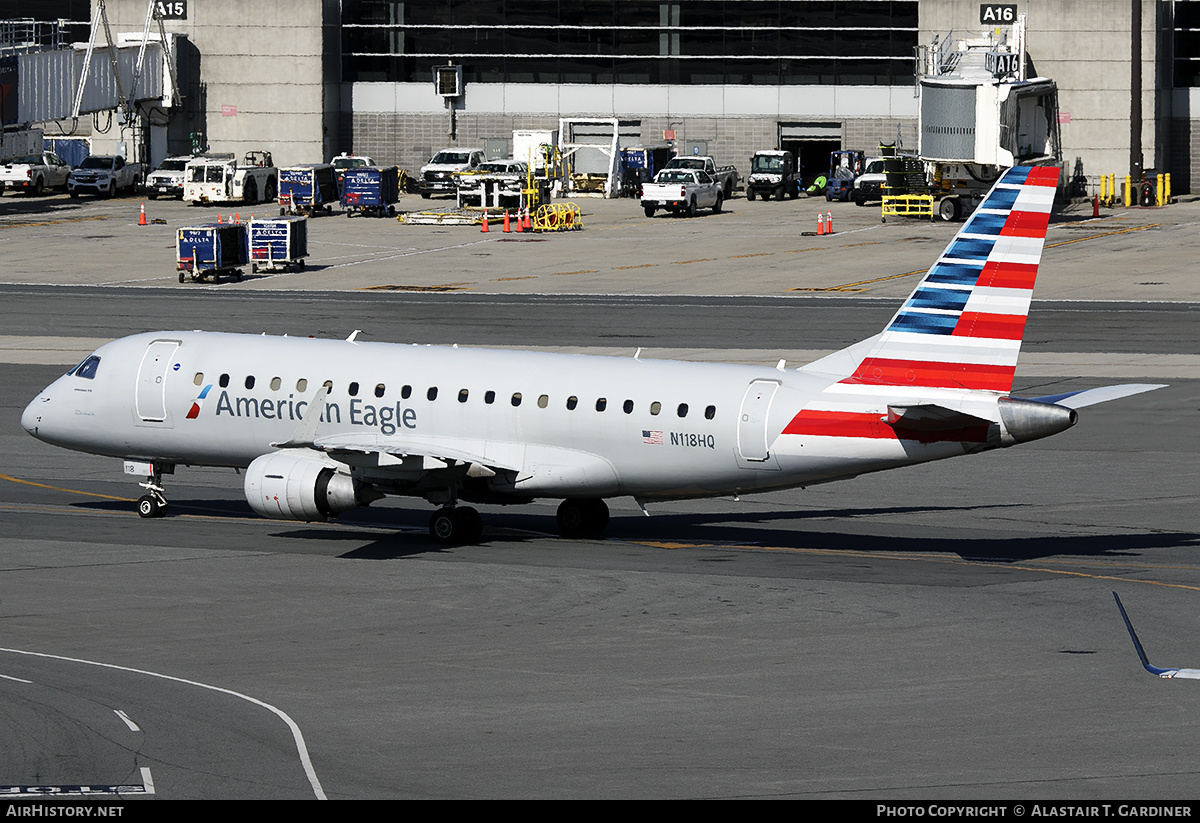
[885,404,993,431]
[1031,383,1167,409]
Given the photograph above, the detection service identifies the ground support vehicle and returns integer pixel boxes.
[279,164,339,216]
[331,153,374,192]
[68,156,143,198]
[746,150,798,201]
[824,150,865,201]
[144,156,192,199]
[420,148,485,198]
[619,145,673,197]
[661,156,740,198]
[0,151,71,196]
[184,152,277,206]
[176,223,248,283]
[341,166,399,217]
[247,216,308,272]
[531,202,583,232]
[640,168,724,217]
[455,160,531,210]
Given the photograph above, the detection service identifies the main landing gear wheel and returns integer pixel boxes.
[556,498,609,537]
[429,506,483,545]
[137,494,167,518]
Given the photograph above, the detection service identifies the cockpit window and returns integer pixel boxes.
[69,355,101,379]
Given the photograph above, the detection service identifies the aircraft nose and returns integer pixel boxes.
[22,393,50,438]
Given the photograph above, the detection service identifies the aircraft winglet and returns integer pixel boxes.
[270,385,330,449]
[1113,592,1200,679]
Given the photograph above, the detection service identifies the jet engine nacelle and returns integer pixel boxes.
[244,451,373,521]
[997,397,1078,446]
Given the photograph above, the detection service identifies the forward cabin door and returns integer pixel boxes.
[135,340,180,424]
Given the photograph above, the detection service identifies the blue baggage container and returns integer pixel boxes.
[341,166,399,217]
[176,223,248,283]
[246,215,308,272]
[278,163,339,215]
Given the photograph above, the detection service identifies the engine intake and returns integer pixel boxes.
[244,451,378,521]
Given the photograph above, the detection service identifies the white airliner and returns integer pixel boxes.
[22,165,1163,543]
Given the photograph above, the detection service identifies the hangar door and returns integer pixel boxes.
[779,122,842,187]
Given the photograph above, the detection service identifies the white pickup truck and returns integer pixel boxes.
[67,155,144,198]
[661,155,739,198]
[0,151,71,196]
[640,168,724,218]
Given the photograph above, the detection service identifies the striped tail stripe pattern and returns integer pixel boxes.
[841,165,1060,393]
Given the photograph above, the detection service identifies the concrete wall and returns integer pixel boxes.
[102,0,339,167]
[343,81,918,175]
[922,0,1178,189]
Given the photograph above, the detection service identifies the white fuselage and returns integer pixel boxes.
[22,331,986,503]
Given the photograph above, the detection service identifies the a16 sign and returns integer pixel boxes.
[155,1,187,19]
[980,4,1017,25]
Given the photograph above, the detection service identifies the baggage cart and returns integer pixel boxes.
[177,223,248,283]
[278,163,339,215]
[247,216,309,272]
[341,166,399,217]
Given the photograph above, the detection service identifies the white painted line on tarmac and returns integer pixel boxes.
[0,647,326,800]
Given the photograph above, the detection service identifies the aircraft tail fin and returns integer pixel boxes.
[827,165,1060,392]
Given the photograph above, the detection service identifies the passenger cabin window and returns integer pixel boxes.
[677,403,688,418]
[348,382,359,397]
[705,405,716,420]
[623,399,634,414]
[566,396,578,410]
[296,378,308,392]
[270,377,282,391]
[511,392,523,407]
[650,401,661,415]
[244,376,255,390]
[323,380,334,393]
[401,385,412,399]
[537,394,549,408]
[596,398,607,412]
[72,355,101,380]
[459,389,469,403]
[485,390,496,404]
[193,372,204,386]
[427,387,438,401]
[219,374,230,388]
[375,384,386,398]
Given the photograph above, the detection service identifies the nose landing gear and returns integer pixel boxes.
[133,461,174,518]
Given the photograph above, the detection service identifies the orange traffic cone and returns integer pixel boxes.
[523,208,532,231]
[825,210,833,234]
[138,203,147,226]
[503,210,511,233]
[514,208,524,232]
[481,211,489,233]
[234,212,240,223]
[217,213,223,223]
[817,213,825,235]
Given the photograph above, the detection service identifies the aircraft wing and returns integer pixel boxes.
[1113,592,1200,679]
[1032,383,1167,409]
[309,433,524,475]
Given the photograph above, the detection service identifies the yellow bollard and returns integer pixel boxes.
[1156,174,1164,206]
[1101,175,1108,204]
[1166,173,1172,204]
[1124,175,1132,207]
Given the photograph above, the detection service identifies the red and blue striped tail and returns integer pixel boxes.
[843,165,1060,393]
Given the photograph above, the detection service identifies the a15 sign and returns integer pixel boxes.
[155,1,187,19]
[980,4,1017,25]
